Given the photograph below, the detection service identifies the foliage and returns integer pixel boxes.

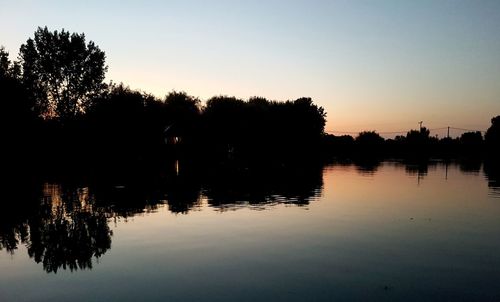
[201,95,326,157]
[0,47,10,78]
[355,131,384,145]
[460,131,483,145]
[485,116,500,149]
[0,46,38,154]
[163,91,201,139]
[2,27,498,163]
[406,127,431,144]
[18,27,107,119]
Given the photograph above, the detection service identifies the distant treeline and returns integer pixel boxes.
[323,120,500,158]
[1,27,499,168]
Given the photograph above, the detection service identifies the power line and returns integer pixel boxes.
[449,127,486,133]
[325,126,486,135]
[326,130,407,135]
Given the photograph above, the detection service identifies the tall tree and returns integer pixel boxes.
[19,27,107,119]
[0,47,10,78]
[485,116,500,150]
[0,46,34,124]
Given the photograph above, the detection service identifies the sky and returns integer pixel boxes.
[1,0,499,136]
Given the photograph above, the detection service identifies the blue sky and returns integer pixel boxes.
[1,0,499,135]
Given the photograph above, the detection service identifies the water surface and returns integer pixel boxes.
[1,160,500,301]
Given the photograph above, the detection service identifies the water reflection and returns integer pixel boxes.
[202,163,323,211]
[404,161,430,178]
[0,183,112,273]
[29,184,112,273]
[1,158,500,273]
[328,158,382,175]
[458,158,482,174]
[0,161,324,272]
[353,158,382,175]
[484,159,500,198]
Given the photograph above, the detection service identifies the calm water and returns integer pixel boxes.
[1,160,500,301]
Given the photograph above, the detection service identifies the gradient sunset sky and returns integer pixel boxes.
[1,0,499,136]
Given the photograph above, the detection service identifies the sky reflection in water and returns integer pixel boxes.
[1,160,500,302]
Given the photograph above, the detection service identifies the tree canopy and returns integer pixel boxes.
[2,26,498,164]
[485,116,500,149]
[19,26,107,119]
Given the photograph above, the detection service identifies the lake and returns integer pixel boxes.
[1,159,500,301]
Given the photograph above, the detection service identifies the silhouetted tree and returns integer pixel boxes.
[459,131,483,153]
[86,84,150,162]
[201,96,326,159]
[406,127,431,144]
[203,96,247,156]
[290,97,326,138]
[278,97,326,155]
[356,131,384,145]
[401,127,440,156]
[163,91,201,146]
[0,47,10,78]
[321,134,354,155]
[353,131,385,156]
[460,131,482,143]
[485,116,500,151]
[0,47,29,116]
[164,91,201,122]
[0,46,39,164]
[0,47,27,110]
[18,27,107,120]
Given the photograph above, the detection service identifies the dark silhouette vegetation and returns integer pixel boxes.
[323,123,498,159]
[2,158,498,273]
[0,160,323,272]
[2,27,328,169]
[2,26,499,281]
[1,27,499,172]
[0,181,112,273]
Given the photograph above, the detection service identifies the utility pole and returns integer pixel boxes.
[447,126,450,138]
[418,121,423,131]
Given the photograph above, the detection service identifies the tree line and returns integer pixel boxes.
[1,27,328,168]
[1,27,499,169]
[323,119,500,158]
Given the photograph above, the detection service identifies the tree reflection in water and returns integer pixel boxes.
[1,158,499,273]
[484,159,500,197]
[201,163,323,211]
[0,161,324,273]
[26,184,112,273]
[0,183,112,273]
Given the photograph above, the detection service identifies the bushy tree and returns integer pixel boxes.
[204,95,247,147]
[485,116,500,150]
[356,131,384,145]
[163,91,201,139]
[19,27,107,119]
[406,127,431,144]
[460,131,483,145]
